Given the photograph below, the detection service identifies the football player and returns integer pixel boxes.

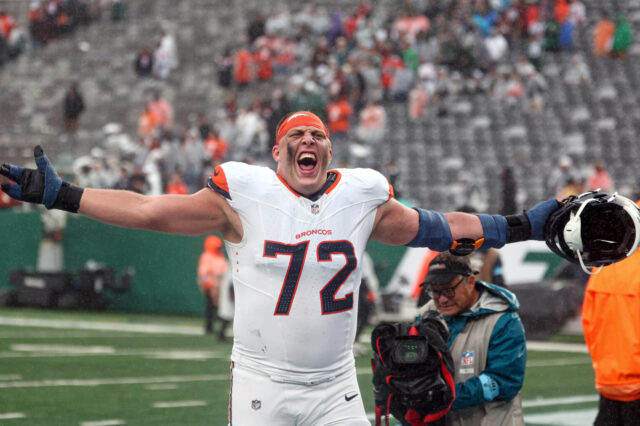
[1,111,560,425]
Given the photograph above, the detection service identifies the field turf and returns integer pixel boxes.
[0,308,597,425]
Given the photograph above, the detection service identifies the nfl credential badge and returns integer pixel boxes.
[251,399,261,410]
[310,203,320,215]
[460,351,474,375]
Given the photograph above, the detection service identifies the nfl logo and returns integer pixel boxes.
[251,399,261,410]
[311,203,320,215]
[461,351,474,367]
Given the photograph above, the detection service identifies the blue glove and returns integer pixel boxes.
[1,146,83,212]
[525,199,561,240]
[0,145,62,207]
[478,373,499,401]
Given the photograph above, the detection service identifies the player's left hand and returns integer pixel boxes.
[525,199,561,240]
[0,145,62,208]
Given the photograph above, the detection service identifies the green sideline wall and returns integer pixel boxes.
[0,209,406,315]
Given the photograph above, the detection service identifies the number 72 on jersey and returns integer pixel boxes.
[264,240,357,316]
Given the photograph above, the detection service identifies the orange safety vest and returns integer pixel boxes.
[583,248,640,401]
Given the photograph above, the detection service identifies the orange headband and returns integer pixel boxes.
[276,111,330,145]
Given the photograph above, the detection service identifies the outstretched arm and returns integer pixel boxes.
[371,197,559,252]
[371,198,483,245]
[1,146,242,242]
[79,187,242,240]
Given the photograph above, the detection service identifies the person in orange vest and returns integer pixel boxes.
[583,206,640,425]
[197,235,230,339]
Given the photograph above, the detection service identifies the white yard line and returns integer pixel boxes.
[0,317,202,335]
[527,341,589,353]
[0,413,26,420]
[0,374,229,389]
[526,358,592,367]
[80,420,126,426]
[522,394,599,408]
[152,401,207,408]
[145,384,179,390]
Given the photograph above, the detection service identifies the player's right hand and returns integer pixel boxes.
[0,145,63,208]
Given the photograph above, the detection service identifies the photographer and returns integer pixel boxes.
[418,252,526,425]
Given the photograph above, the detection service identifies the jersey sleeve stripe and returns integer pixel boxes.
[208,166,231,200]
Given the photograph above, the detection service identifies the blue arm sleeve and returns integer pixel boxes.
[405,208,453,251]
[451,312,527,410]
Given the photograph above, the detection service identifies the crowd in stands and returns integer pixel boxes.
[0,0,635,210]
[0,0,126,68]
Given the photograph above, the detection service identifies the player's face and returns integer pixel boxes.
[273,125,333,196]
[430,274,478,316]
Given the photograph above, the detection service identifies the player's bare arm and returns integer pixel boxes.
[371,198,483,246]
[372,195,560,255]
[79,187,242,241]
[0,146,243,242]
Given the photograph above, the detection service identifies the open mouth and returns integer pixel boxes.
[297,152,317,174]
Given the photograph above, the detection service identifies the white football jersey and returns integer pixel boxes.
[208,162,392,384]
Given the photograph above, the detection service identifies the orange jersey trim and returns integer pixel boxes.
[209,166,230,199]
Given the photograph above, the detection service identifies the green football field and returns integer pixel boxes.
[0,308,598,425]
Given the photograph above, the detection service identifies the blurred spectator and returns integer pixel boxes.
[524,67,547,114]
[380,47,404,100]
[560,177,585,199]
[593,12,615,58]
[546,155,576,200]
[253,45,273,81]
[611,14,632,60]
[138,104,158,139]
[152,40,171,80]
[134,46,154,79]
[393,9,429,44]
[500,166,518,215]
[326,94,353,143]
[197,236,231,340]
[569,0,586,27]
[264,88,290,146]
[564,54,590,85]
[0,10,16,45]
[587,161,613,192]
[247,11,265,44]
[159,29,179,71]
[290,80,327,121]
[113,166,131,190]
[165,171,189,194]
[234,107,268,160]
[63,83,85,133]
[197,113,212,141]
[215,47,234,88]
[129,167,147,194]
[111,0,126,22]
[179,130,208,191]
[558,16,575,51]
[355,99,386,145]
[484,28,509,70]
[408,82,428,121]
[544,16,561,52]
[234,47,254,87]
[148,91,174,131]
[554,0,571,25]
[204,129,229,163]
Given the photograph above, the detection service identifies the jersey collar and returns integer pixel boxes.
[276,170,342,201]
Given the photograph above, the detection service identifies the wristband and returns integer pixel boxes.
[51,182,84,213]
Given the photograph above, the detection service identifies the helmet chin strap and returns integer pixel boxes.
[564,196,608,275]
